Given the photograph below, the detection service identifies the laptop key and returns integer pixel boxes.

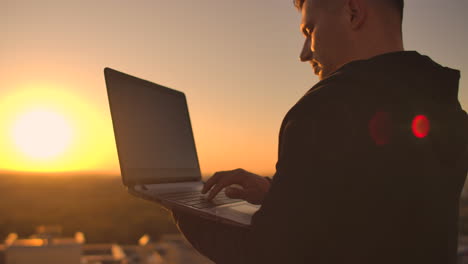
[177,196,206,202]
[162,191,243,208]
[192,203,215,209]
[184,200,207,206]
[161,192,199,199]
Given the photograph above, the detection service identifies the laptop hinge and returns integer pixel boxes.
[130,181,149,190]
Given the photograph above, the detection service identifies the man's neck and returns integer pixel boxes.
[320,40,404,81]
[354,37,404,62]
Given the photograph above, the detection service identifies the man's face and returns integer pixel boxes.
[299,0,351,80]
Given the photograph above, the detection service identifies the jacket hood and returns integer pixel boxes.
[342,51,461,106]
[342,51,468,191]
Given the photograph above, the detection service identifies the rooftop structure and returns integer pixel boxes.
[82,243,128,264]
[154,234,213,264]
[5,236,82,264]
[0,226,212,264]
[2,225,83,264]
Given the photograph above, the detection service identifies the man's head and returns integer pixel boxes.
[294,0,403,20]
[295,0,405,80]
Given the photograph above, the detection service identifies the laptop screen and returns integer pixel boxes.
[105,68,201,185]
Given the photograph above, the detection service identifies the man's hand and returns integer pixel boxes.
[201,168,271,205]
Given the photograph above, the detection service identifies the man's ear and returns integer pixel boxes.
[344,0,367,30]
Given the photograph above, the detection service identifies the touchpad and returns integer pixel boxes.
[228,204,260,215]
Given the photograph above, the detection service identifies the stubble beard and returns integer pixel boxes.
[311,61,323,79]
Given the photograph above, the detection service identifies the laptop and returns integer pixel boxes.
[104,68,260,227]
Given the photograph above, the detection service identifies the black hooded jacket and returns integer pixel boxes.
[247,51,468,263]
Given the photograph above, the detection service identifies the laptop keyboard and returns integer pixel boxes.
[159,191,243,209]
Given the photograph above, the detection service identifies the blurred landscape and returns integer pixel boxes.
[0,172,179,244]
[2,171,468,241]
[459,185,468,235]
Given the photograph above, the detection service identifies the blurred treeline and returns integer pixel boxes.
[0,173,178,244]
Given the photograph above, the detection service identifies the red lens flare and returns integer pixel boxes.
[412,115,430,138]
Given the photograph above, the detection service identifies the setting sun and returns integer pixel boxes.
[11,109,74,160]
[0,84,117,173]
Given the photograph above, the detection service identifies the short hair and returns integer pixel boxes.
[293,0,404,21]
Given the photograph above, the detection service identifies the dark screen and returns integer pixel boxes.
[107,71,199,181]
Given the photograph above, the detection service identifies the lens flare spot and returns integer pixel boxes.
[412,115,430,138]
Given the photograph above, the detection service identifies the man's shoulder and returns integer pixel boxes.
[307,68,359,95]
[288,70,363,120]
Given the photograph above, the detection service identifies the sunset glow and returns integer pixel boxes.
[0,1,465,175]
[11,109,73,160]
[0,85,116,173]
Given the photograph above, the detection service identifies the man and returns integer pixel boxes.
[174,0,468,263]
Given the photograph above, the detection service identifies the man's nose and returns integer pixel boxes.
[300,38,313,62]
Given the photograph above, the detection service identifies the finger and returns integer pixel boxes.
[224,186,246,200]
[202,169,244,193]
[202,172,224,193]
[207,174,241,200]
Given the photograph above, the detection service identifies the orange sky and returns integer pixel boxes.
[1,0,466,176]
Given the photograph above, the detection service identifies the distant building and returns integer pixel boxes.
[5,237,82,264]
[153,234,213,264]
[2,225,83,264]
[82,243,128,264]
[121,244,165,264]
[0,226,211,264]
